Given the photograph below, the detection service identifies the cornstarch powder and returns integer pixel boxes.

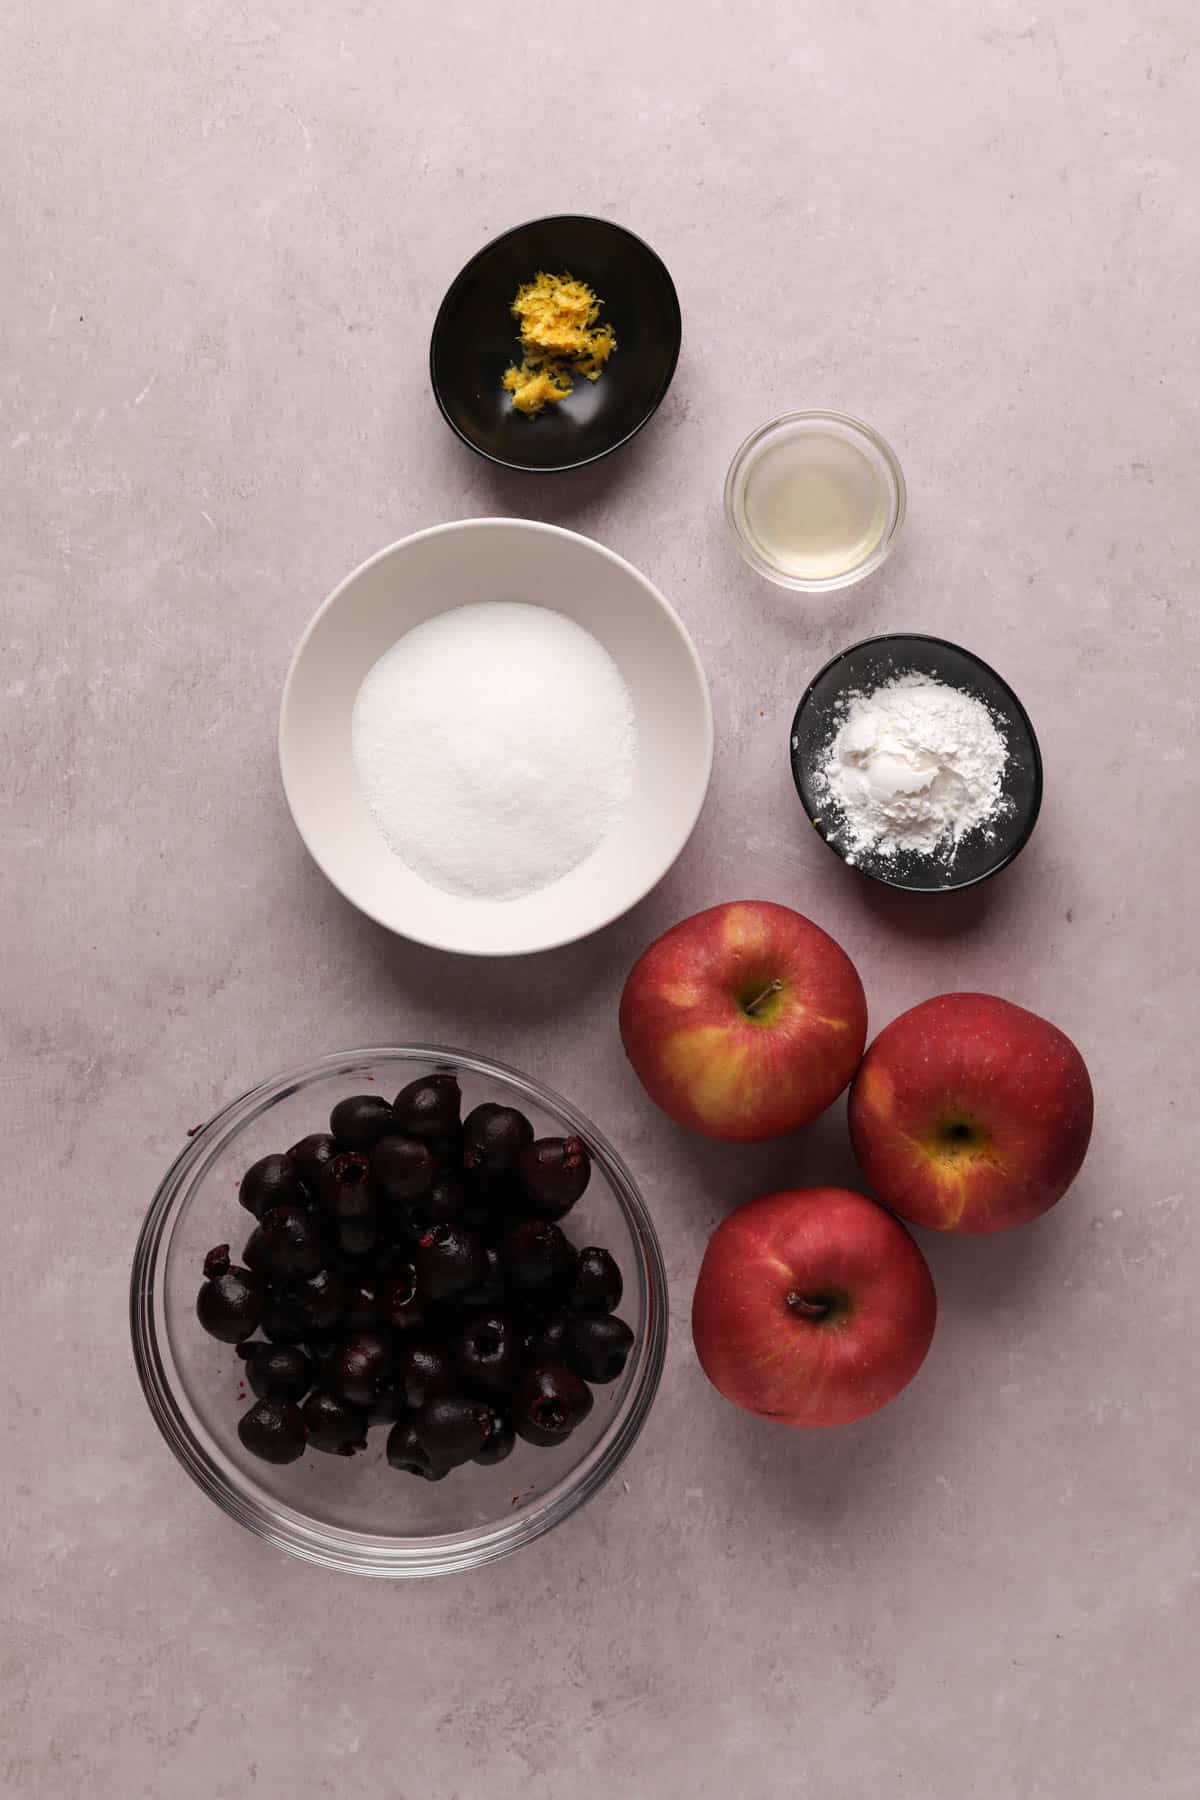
[352,601,637,901]
[813,673,1008,864]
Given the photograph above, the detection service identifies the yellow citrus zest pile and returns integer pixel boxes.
[502,272,617,416]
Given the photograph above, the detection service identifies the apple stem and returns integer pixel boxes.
[786,1291,831,1321]
[743,978,783,1018]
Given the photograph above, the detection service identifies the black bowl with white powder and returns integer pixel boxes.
[789,634,1042,893]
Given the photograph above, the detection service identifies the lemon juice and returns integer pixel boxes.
[726,412,905,590]
[744,430,889,580]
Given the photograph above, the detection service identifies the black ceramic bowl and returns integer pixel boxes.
[790,634,1043,893]
[430,216,681,473]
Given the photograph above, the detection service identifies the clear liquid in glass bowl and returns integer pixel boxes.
[725,410,906,592]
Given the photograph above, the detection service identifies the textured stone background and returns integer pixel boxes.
[4,2,1197,1795]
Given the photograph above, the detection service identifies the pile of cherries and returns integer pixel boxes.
[195,1073,634,1481]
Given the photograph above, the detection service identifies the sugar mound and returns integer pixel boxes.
[352,601,638,901]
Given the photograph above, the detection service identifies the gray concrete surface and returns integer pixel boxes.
[4,2,1198,1795]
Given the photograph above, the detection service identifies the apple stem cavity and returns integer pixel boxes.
[786,1291,832,1322]
[742,978,783,1019]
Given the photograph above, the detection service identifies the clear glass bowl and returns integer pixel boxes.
[130,1046,668,1578]
[724,409,906,592]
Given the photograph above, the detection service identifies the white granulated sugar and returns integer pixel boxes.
[814,672,1008,862]
[352,601,637,901]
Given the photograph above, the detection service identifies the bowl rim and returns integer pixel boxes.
[723,408,907,592]
[277,517,715,956]
[129,1044,669,1578]
[788,631,1044,893]
[429,212,682,472]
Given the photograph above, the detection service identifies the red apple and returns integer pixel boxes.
[691,1187,937,1426]
[848,993,1094,1234]
[619,901,868,1142]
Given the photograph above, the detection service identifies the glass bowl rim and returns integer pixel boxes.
[723,408,907,593]
[130,1043,668,1579]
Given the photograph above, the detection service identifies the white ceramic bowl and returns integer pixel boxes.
[279,520,713,955]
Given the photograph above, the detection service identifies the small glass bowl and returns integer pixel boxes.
[724,410,906,592]
[130,1046,668,1578]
